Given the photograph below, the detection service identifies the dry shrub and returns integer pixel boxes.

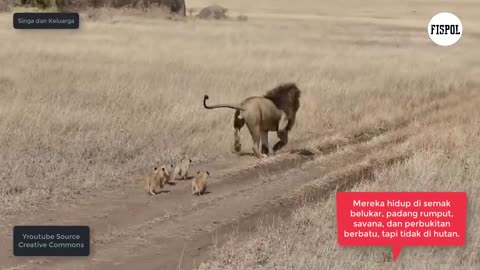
[69,0,185,14]
[236,14,248,21]
[196,5,228,20]
[83,5,175,22]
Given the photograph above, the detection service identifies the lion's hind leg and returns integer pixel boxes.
[261,131,269,155]
[233,110,245,153]
[247,124,265,158]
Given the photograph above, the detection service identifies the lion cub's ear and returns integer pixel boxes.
[207,171,210,176]
[197,170,200,175]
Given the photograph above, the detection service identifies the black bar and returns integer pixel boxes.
[13,13,79,29]
[13,226,90,256]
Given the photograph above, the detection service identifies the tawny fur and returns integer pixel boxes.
[192,170,209,195]
[145,165,170,195]
[203,83,301,157]
[164,164,175,184]
[173,157,192,180]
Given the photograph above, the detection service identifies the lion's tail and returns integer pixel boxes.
[203,95,245,111]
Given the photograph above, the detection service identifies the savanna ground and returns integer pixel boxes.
[0,0,479,269]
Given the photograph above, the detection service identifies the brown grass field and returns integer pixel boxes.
[0,0,479,269]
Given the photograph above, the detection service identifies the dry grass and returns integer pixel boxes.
[0,0,13,11]
[0,0,478,222]
[198,104,480,269]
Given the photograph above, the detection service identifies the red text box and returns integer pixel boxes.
[336,192,466,261]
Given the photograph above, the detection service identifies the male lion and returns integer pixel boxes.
[203,83,301,157]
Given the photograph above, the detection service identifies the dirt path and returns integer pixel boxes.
[0,88,478,270]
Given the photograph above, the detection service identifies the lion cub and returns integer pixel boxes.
[173,157,192,180]
[192,170,209,196]
[145,165,170,195]
[163,164,175,184]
